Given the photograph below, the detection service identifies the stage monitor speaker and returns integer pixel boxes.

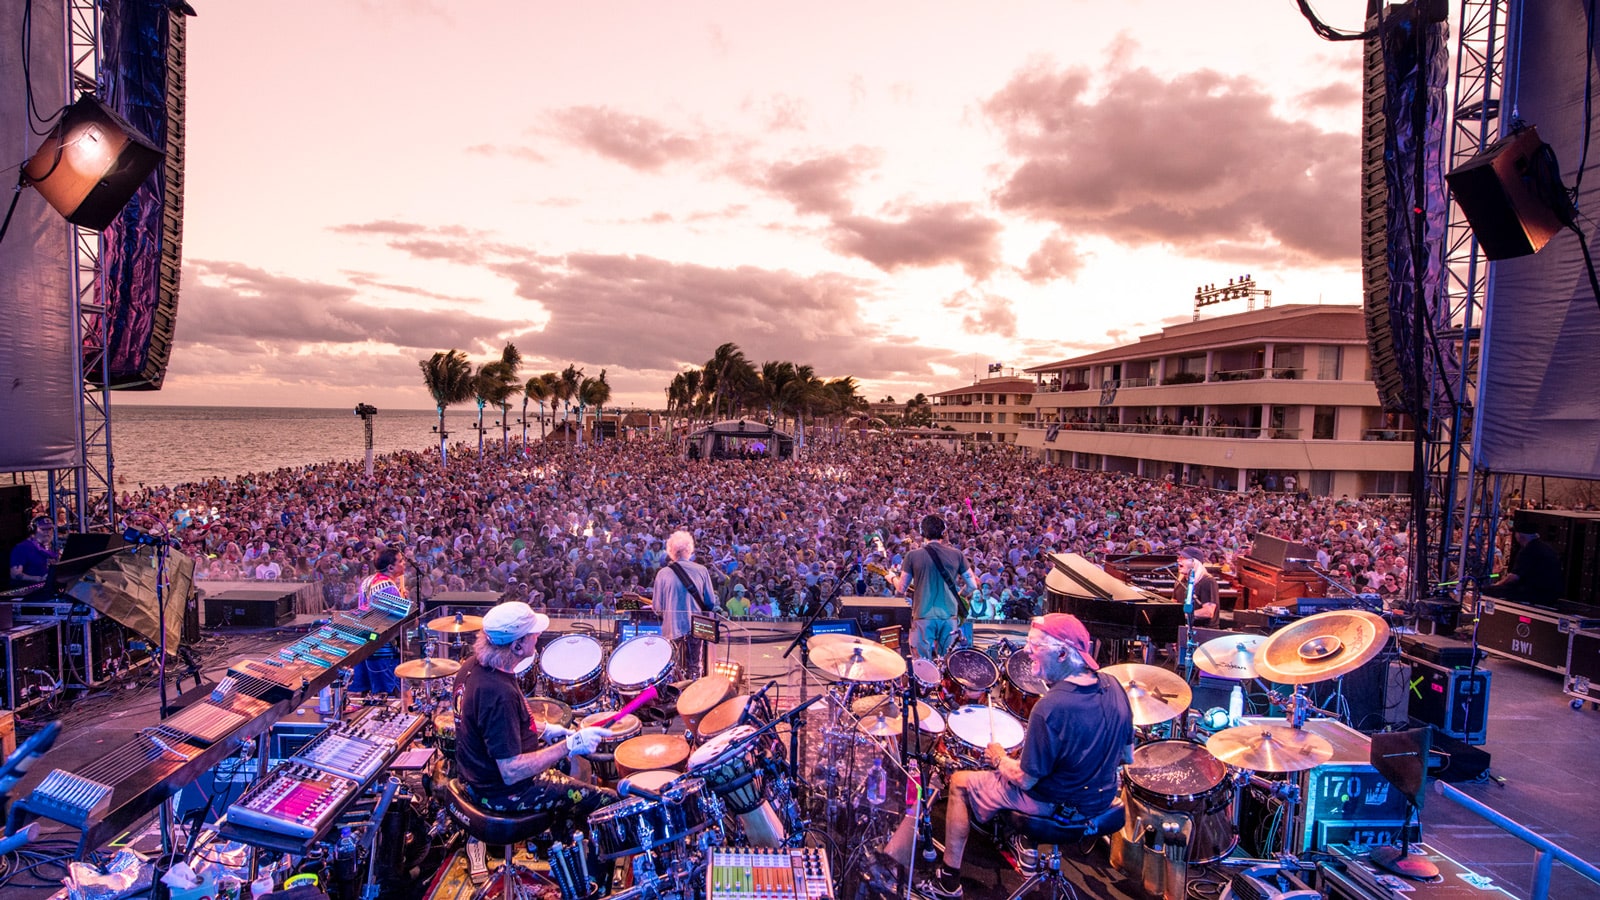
[839,596,912,633]
[1246,532,1315,569]
[1445,125,1575,260]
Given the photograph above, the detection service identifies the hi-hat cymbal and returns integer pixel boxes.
[1193,634,1267,680]
[394,657,461,680]
[1206,724,1335,772]
[810,641,907,682]
[1102,663,1192,726]
[1255,610,1390,685]
[427,615,484,634]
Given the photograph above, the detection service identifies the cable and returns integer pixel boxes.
[1573,0,1597,199]
[1295,0,1378,42]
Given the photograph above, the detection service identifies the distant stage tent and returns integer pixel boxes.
[685,419,794,460]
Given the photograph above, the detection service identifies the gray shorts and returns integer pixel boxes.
[960,769,1057,825]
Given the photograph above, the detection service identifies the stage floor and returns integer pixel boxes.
[3,616,1597,899]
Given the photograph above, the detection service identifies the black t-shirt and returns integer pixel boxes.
[1189,574,1220,627]
[1019,672,1133,810]
[456,658,538,798]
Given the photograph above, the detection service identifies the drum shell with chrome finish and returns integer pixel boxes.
[607,635,677,699]
[943,648,1000,704]
[1000,650,1047,719]
[588,776,712,860]
[540,634,608,710]
[1118,740,1237,864]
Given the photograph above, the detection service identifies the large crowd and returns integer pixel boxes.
[111,436,1417,618]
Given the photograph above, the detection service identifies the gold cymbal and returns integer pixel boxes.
[427,615,484,634]
[1102,663,1192,726]
[1193,634,1267,680]
[1206,724,1335,772]
[394,657,462,680]
[1255,611,1390,685]
[810,641,907,682]
[809,633,881,650]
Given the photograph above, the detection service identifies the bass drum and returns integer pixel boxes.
[1120,740,1237,864]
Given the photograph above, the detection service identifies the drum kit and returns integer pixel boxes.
[1103,609,1393,885]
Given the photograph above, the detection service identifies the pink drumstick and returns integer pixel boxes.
[590,684,659,729]
[965,497,980,530]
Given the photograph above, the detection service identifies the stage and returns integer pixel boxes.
[2,614,1596,900]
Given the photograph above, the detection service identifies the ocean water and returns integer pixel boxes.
[109,405,555,488]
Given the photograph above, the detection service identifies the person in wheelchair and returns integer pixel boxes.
[872,613,1133,898]
[455,601,617,830]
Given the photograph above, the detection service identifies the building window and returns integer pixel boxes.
[997,412,1007,424]
[1318,346,1343,381]
[1311,470,1333,496]
[1313,406,1336,441]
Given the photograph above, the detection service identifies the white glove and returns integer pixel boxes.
[565,726,611,757]
[541,722,571,743]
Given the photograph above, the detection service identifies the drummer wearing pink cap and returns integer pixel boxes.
[454,600,618,828]
[871,613,1132,899]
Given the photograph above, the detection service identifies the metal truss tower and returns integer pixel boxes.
[1433,0,1509,588]
[44,0,117,532]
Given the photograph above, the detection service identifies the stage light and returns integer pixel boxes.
[21,94,162,232]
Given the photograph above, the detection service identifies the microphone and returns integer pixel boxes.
[0,823,40,854]
[738,680,778,727]
[1152,563,1177,572]
[617,780,661,802]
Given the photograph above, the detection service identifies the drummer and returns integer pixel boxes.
[455,600,617,828]
[870,614,1133,899]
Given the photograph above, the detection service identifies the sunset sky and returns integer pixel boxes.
[133,0,1368,411]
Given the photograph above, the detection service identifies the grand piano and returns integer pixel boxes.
[1045,552,1187,644]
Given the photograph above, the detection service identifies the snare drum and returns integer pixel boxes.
[540,634,607,710]
[999,651,1048,719]
[526,697,573,730]
[943,648,1000,704]
[618,769,680,796]
[589,776,712,860]
[688,725,785,848]
[941,704,1026,768]
[615,734,691,777]
[433,711,456,756]
[677,675,737,737]
[1120,740,1237,863]
[607,635,676,703]
[580,711,641,783]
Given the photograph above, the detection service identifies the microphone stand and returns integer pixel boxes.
[781,576,847,705]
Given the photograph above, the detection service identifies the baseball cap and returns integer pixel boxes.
[1032,613,1098,670]
[482,601,550,645]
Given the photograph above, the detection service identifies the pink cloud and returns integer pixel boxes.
[1019,232,1083,284]
[547,106,708,171]
[761,149,878,215]
[828,202,1003,279]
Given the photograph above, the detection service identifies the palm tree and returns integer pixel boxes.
[577,369,612,445]
[903,392,934,428]
[757,360,798,426]
[524,372,557,443]
[556,364,584,434]
[419,349,475,466]
[471,344,521,456]
[702,342,754,420]
[823,376,866,441]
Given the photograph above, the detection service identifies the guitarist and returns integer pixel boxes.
[895,515,979,660]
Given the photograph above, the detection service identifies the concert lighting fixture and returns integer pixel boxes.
[21,94,162,231]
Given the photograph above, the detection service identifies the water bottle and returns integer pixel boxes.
[864,757,887,807]
[904,759,921,813]
[1228,685,1244,727]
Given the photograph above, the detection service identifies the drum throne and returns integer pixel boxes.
[445,778,564,900]
[995,800,1125,900]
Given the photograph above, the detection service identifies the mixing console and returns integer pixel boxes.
[346,706,423,744]
[227,763,357,839]
[292,731,389,781]
[707,847,834,900]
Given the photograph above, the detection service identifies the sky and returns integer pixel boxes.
[128,0,1369,411]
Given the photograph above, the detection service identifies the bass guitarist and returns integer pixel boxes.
[895,515,979,660]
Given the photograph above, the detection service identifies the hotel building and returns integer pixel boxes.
[929,374,1038,445]
[1017,304,1411,497]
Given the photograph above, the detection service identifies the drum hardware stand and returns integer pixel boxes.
[1254,681,1341,729]
[1244,773,1312,872]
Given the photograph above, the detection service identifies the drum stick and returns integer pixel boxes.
[591,684,659,728]
[986,695,998,748]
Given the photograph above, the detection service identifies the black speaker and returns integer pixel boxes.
[1246,532,1315,569]
[21,94,163,232]
[1445,125,1575,260]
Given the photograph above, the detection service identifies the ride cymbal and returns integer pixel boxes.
[427,615,484,634]
[810,641,907,682]
[1206,724,1334,772]
[394,657,462,680]
[1193,634,1267,680]
[1102,663,1192,726]
[1254,610,1390,685]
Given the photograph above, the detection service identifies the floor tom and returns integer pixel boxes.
[1120,740,1237,863]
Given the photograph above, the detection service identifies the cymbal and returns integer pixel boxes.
[1255,610,1390,685]
[1193,634,1267,680]
[1102,663,1192,726]
[809,633,881,651]
[810,641,907,682]
[1206,724,1334,772]
[427,615,484,634]
[394,657,461,680]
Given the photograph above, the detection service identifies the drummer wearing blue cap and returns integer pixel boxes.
[455,600,617,826]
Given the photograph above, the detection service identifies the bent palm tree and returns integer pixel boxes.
[419,349,475,466]
[524,372,557,443]
[577,369,612,445]
[471,344,521,456]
